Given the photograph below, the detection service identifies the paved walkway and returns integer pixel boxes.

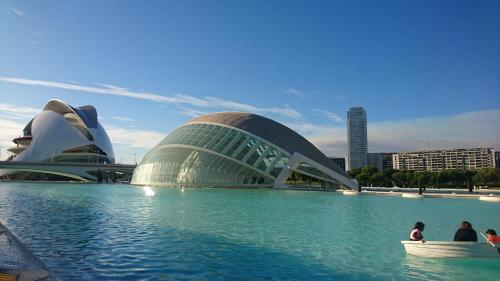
[0,222,51,281]
[339,187,500,201]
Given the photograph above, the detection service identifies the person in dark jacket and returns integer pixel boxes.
[453,221,478,242]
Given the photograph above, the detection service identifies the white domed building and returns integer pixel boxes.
[7,99,114,164]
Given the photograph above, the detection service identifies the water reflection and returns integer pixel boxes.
[401,256,500,280]
[143,186,155,197]
[1,183,499,281]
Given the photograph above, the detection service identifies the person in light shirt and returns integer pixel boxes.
[409,222,425,242]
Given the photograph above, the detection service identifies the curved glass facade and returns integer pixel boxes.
[132,112,357,189]
[132,123,290,187]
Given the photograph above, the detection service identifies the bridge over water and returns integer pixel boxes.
[0,161,136,182]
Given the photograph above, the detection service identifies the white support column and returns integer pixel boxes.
[273,153,302,189]
[273,152,358,190]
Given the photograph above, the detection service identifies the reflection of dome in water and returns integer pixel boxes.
[132,112,356,189]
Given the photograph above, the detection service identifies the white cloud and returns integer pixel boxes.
[312,109,343,122]
[109,115,134,122]
[11,8,25,16]
[285,121,347,157]
[368,109,500,153]
[285,88,306,98]
[0,102,40,118]
[286,109,500,158]
[179,107,208,118]
[0,103,37,159]
[0,118,26,160]
[104,125,166,149]
[204,97,302,119]
[27,30,43,37]
[262,106,302,119]
[26,39,40,46]
[2,78,498,162]
[26,30,43,46]
[0,77,302,120]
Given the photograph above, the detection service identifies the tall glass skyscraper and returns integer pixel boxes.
[347,107,367,170]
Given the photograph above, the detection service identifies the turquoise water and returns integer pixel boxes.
[0,183,499,281]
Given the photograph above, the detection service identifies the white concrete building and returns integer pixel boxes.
[6,99,114,164]
[392,148,495,171]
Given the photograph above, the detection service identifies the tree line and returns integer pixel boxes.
[347,167,500,189]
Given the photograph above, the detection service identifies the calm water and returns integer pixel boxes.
[0,183,499,281]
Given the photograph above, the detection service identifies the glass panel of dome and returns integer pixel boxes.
[200,125,218,144]
[263,148,279,168]
[186,136,197,147]
[206,152,222,168]
[256,142,268,156]
[197,124,206,132]
[159,128,176,145]
[204,126,226,150]
[198,128,213,144]
[269,155,289,177]
[135,144,275,187]
[245,150,260,166]
[214,129,237,153]
[223,133,245,157]
[198,123,208,131]
[182,133,193,146]
[233,135,249,158]
[256,161,267,172]
[167,127,186,144]
[164,133,174,145]
[220,130,241,154]
[233,137,252,160]
[203,126,225,150]
[253,144,270,169]
[192,132,206,147]
[297,162,335,181]
[238,137,256,161]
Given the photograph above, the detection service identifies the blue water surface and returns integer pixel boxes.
[0,183,499,281]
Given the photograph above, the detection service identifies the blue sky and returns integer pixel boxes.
[1,0,499,162]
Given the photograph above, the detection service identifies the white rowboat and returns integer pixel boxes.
[401,241,500,258]
[401,193,424,199]
[478,196,500,202]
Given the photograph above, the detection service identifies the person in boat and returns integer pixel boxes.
[453,221,477,242]
[409,221,425,241]
[485,229,500,244]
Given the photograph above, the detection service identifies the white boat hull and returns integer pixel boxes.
[402,193,424,199]
[479,196,500,202]
[401,241,499,258]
